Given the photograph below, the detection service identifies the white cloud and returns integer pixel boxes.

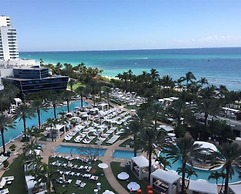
[176,35,241,47]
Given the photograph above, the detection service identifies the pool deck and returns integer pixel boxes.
[0,100,232,193]
[0,123,131,194]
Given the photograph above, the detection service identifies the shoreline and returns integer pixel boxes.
[19,48,241,91]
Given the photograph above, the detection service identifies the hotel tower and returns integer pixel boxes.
[0,15,68,94]
[0,15,19,61]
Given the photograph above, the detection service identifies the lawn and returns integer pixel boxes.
[1,155,26,194]
[111,161,150,193]
[50,156,115,194]
[1,154,116,194]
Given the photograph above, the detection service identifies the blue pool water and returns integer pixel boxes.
[53,145,106,157]
[112,150,135,159]
[161,153,241,184]
[1,101,88,147]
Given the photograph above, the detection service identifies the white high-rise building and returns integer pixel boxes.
[0,15,19,61]
[0,16,39,90]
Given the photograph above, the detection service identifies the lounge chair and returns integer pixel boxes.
[89,175,99,181]
[80,182,86,188]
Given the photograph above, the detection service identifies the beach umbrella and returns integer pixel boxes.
[117,172,129,180]
[127,182,140,191]
[102,190,115,194]
[98,163,108,169]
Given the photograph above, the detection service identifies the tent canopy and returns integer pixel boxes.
[131,155,149,168]
[194,141,218,152]
[25,175,36,189]
[229,184,241,194]
[189,180,218,194]
[151,169,180,184]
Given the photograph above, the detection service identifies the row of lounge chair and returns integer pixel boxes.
[50,161,92,172]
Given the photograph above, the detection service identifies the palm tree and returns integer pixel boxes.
[22,138,41,162]
[147,101,164,130]
[196,98,220,128]
[163,136,205,194]
[138,123,167,183]
[61,90,74,113]
[47,91,62,118]
[31,98,48,130]
[198,77,208,88]
[75,85,86,108]
[0,114,15,153]
[185,167,197,188]
[102,86,111,109]
[44,118,59,142]
[26,126,44,142]
[31,161,52,194]
[14,103,35,140]
[211,142,241,194]
[185,71,196,85]
[154,155,171,170]
[159,75,175,88]
[54,62,63,75]
[68,78,76,92]
[166,99,193,137]
[0,80,19,113]
[176,166,197,189]
[123,116,143,157]
[208,171,225,185]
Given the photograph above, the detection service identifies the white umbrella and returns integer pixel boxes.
[117,172,129,180]
[127,182,140,191]
[102,190,115,194]
[98,163,109,169]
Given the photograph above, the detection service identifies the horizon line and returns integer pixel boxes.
[19,46,241,53]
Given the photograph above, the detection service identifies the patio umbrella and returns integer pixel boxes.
[98,163,109,169]
[127,182,140,191]
[102,190,115,194]
[117,172,129,180]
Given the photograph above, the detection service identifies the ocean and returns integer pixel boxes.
[20,47,241,91]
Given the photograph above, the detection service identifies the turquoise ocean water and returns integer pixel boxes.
[20,47,241,91]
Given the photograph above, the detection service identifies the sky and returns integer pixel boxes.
[2,0,241,51]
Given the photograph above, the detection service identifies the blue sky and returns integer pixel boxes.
[2,0,241,51]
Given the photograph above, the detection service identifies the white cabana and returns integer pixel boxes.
[188,179,218,194]
[25,175,46,194]
[131,155,152,180]
[150,169,180,194]
[229,184,241,194]
[55,124,65,138]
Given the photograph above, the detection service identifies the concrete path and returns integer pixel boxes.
[101,138,129,194]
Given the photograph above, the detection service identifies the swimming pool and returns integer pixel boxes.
[53,145,106,157]
[160,153,241,184]
[1,101,88,147]
[112,149,135,159]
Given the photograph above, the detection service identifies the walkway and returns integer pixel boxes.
[101,138,129,194]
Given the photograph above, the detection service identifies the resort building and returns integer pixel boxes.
[0,15,68,94]
[0,15,19,61]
